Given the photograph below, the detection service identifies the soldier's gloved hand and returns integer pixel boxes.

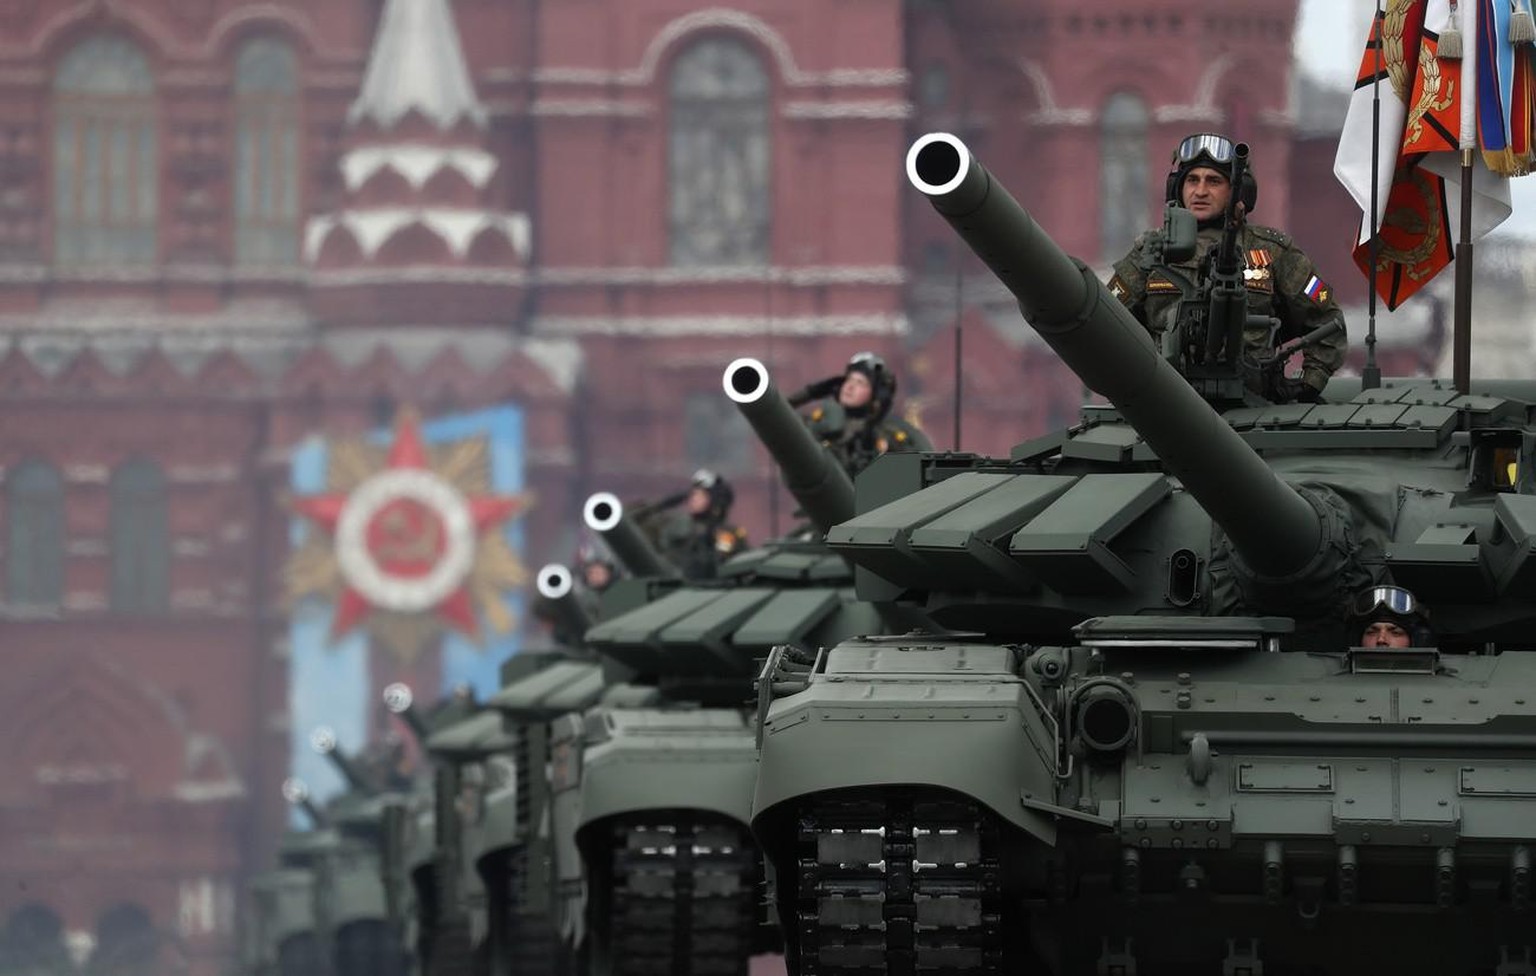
[787,375,844,407]
[1274,375,1322,404]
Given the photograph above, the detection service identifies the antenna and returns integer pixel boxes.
[764,272,779,538]
[1362,0,1383,391]
[952,245,963,449]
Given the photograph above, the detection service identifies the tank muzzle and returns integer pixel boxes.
[723,357,770,404]
[383,682,414,714]
[583,492,623,532]
[308,725,338,755]
[906,132,970,196]
[281,777,309,804]
[537,563,574,600]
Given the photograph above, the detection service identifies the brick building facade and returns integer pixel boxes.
[0,1,1394,972]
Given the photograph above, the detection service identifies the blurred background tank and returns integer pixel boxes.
[526,380,915,976]
[744,134,1536,975]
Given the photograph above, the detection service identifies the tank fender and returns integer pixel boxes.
[750,640,1058,846]
[572,707,759,833]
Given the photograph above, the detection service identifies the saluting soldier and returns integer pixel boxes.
[654,469,748,580]
[789,352,932,477]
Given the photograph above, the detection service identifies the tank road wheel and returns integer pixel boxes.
[794,791,1017,976]
[586,814,761,976]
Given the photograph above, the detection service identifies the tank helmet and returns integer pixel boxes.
[844,351,897,422]
[1348,584,1432,645]
[575,541,614,573]
[690,468,734,520]
[1165,132,1258,215]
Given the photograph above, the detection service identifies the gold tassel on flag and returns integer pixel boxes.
[1443,0,1465,58]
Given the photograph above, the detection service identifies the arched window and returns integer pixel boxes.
[235,37,301,266]
[1,904,70,976]
[52,35,158,268]
[667,37,771,267]
[1099,92,1149,262]
[6,460,64,607]
[90,904,158,976]
[110,459,167,614]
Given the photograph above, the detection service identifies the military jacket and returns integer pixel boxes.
[806,404,933,479]
[657,514,748,580]
[1108,222,1347,395]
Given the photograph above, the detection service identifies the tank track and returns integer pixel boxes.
[422,917,476,976]
[794,793,1007,976]
[596,814,761,976]
[507,846,565,976]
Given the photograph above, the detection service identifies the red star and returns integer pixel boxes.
[292,410,526,642]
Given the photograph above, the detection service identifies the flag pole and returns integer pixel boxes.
[1453,147,1474,394]
[1363,0,1384,391]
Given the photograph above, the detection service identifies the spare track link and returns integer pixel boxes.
[605,815,760,976]
[795,793,1005,976]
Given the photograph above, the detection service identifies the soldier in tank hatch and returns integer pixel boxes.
[654,469,748,579]
[788,351,933,477]
[1107,132,1348,404]
[1349,585,1434,648]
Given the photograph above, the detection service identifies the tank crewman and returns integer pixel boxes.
[1348,584,1434,648]
[1107,133,1348,404]
[655,469,748,580]
[788,351,933,478]
[573,542,618,617]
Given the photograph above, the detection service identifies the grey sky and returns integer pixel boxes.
[1296,0,1536,237]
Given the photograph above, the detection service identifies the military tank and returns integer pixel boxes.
[744,132,1536,976]
[537,393,896,976]
[244,781,330,976]
[244,732,411,976]
[369,683,486,976]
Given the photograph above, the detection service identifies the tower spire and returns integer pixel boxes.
[349,0,487,130]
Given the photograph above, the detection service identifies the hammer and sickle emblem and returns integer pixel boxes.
[375,504,442,563]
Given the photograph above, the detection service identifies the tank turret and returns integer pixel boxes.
[582,492,682,579]
[723,357,855,535]
[905,132,1347,605]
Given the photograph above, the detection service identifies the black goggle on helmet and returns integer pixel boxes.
[1349,584,1433,644]
[1164,132,1258,214]
[1352,585,1420,618]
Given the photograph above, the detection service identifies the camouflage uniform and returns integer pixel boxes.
[1108,222,1348,398]
[806,402,932,479]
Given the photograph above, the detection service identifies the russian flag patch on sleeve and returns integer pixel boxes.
[1303,275,1329,303]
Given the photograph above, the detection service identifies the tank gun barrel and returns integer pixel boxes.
[535,563,592,641]
[308,727,375,795]
[723,358,856,536]
[382,683,430,743]
[905,133,1322,580]
[582,493,682,579]
[282,778,330,829]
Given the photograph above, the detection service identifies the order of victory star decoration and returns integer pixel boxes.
[285,409,531,660]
